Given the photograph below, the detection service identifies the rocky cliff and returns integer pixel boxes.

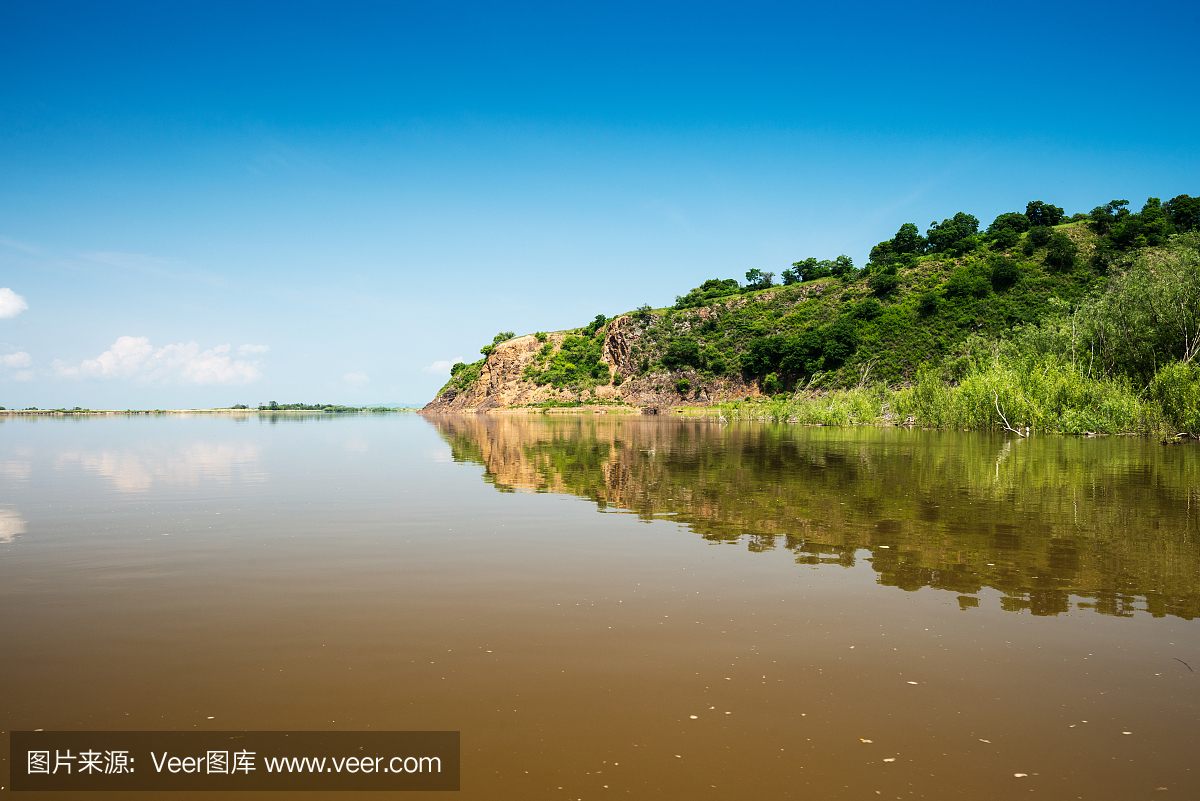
[422,312,762,413]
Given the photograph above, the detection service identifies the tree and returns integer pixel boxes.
[1022,225,1054,255]
[789,258,821,282]
[661,338,702,370]
[990,228,1020,251]
[1025,201,1065,227]
[674,278,741,309]
[583,315,608,335]
[870,271,899,296]
[1044,233,1078,271]
[744,269,774,290]
[1166,194,1200,232]
[831,254,854,277]
[1088,199,1130,234]
[493,331,515,344]
[868,240,894,267]
[926,212,980,254]
[989,256,1020,289]
[892,223,925,254]
[986,211,1031,236]
[944,265,990,298]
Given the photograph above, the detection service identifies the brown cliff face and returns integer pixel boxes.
[422,314,762,413]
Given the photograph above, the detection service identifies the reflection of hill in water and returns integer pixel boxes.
[432,415,1200,620]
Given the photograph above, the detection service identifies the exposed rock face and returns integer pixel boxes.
[422,314,762,413]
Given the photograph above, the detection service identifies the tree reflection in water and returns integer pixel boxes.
[431,414,1200,619]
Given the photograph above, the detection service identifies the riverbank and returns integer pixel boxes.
[427,356,1199,440]
[0,407,416,416]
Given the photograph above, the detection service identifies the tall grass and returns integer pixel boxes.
[893,358,1150,434]
[719,353,1188,436]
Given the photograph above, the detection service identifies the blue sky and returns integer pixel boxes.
[1,0,1197,408]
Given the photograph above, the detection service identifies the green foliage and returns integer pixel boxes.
[441,190,1200,435]
[662,337,702,370]
[256,402,386,413]
[744,269,775,290]
[870,223,927,268]
[989,228,1018,251]
[1148,361,1200,433]
[761,373,782,394]
[852,298,884,320]
[493,331,515,344]
[1023,225,1054,254]
[901,357,1148,434]
[1007,234,1200,386]
[926,212,981,255]
[440,358,485,397]
[675,378,692,394]
[989,256,1020,290]
[1044,232,1078,271]
[674,278,741,309]
[987,211,1032,236]
[1165,194,1200,232]
[741,318,859,381]
[1087,196,1198,270]
[524,333,611,389]
[786,255,854,283]
[1025,201,1065,227]
[583,315,609,336]
[944,263,990,298]
[869,271,900,296]
[535,331,548,342]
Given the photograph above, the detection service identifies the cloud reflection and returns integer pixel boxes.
[57,442,265,493]
[0,508,27,543]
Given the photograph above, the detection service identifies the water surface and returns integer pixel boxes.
[1,413,1197,799]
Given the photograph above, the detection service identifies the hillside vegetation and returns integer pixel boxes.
[436,194,1200,435]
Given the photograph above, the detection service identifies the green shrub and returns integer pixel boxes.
[1148,361,1200,433]
[990,256,1020,289]
[1044,233,1078,271]
[1023,225,1053,255]
[944,265,990,298]
[852,298,883,320]
[662,337,702,370]
[917,291,940,315]
[870,271,900,296]
[675,378,692,394]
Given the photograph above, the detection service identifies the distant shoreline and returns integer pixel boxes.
[0,408,417,416]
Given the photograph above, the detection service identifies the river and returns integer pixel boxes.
[1,412,1197,798]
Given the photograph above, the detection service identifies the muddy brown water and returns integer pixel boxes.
[1,412,1197,799]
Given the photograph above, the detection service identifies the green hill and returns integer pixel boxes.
[433,195,1200,435]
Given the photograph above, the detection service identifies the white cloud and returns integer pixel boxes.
[423,357,464,375]
[238,344,270,355]
[0,236,39,255]
[0,288,29,319]
[2,351,31,368]
[81,251,173,271]
[343,372,369,384]
[55,336,263,385]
